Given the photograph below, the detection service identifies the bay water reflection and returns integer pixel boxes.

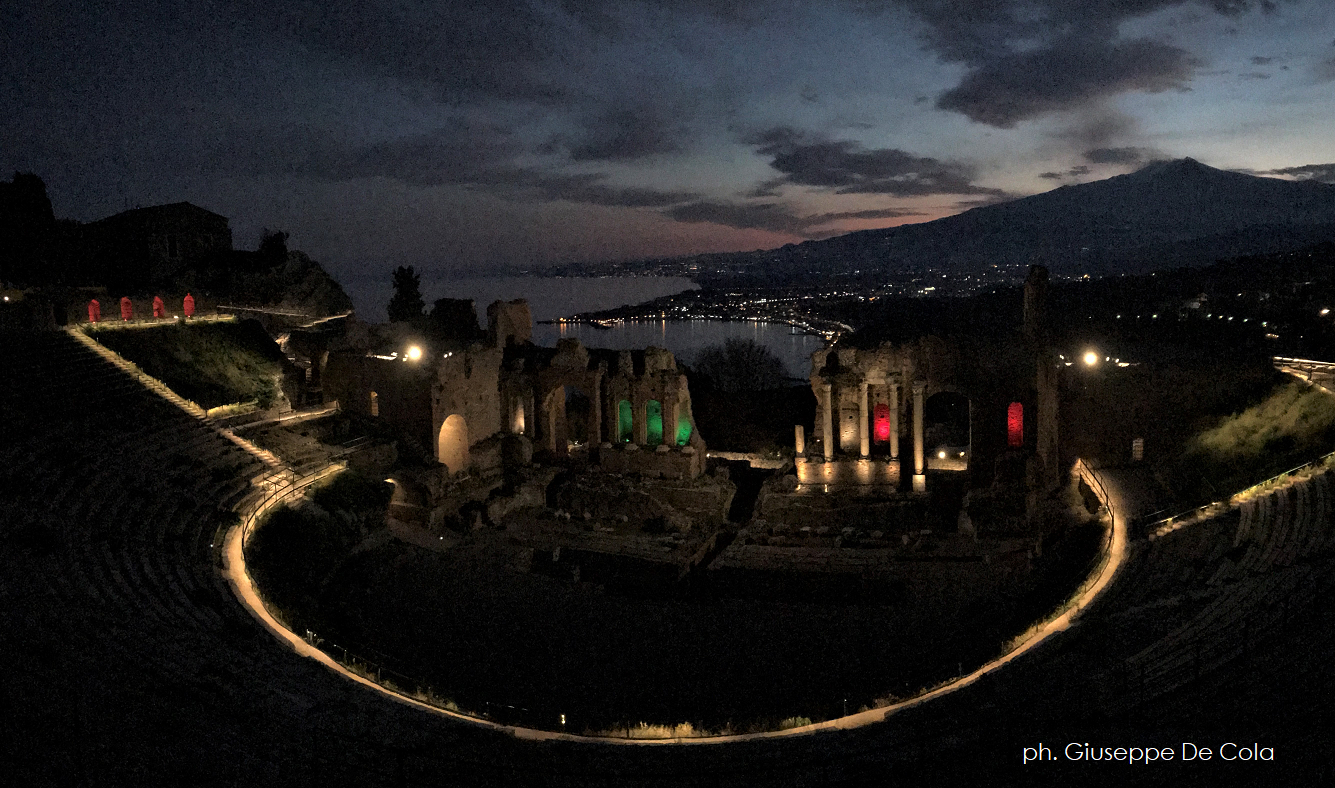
[535,318,826,380]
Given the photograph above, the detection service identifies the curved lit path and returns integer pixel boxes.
[3,329,1333,784]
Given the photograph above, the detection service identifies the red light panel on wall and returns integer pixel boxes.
[874,403,891,442]
[1007,402,1023,447]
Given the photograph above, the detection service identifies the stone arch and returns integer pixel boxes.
[563,385,593,446]
[617,399,633,442]
[541,387,564,455]
[438,414,469,474]
[873,402,891,443]
[1007,401,1024,448]
[645,399,664,445]
[925,391,970,470]
[512,396,526,435]
[674,402,693,445]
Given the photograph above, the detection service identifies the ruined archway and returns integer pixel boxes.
[873,402,892,443]
[674,400,693,445]
[512,396,526,435]
[617,399,633,442]
[925,391,970,471]
[645,399,663,445]
[564,385,593,448]
[437,414,469,474]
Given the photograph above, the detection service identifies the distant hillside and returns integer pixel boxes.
[685,159,1335,285]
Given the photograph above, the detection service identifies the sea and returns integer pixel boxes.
[343,274,827,379]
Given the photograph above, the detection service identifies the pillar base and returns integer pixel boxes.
[912,474,927,493]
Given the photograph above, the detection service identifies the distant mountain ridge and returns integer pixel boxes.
[686,158,1335,285]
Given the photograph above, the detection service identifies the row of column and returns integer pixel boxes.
[810,379,926,477]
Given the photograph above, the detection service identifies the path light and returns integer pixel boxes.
[406,345,422,362]
[1083,350,1099,367]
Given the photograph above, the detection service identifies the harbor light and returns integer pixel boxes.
[406,345,422,362]
[1083,350,1099,367]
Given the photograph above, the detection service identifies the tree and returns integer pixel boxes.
[257,228,289,267]
[387,265,425,322]
[693,338,787,392]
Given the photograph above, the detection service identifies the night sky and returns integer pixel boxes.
[5,1,1334,284]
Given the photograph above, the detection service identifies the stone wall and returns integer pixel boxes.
[598,443,703,480]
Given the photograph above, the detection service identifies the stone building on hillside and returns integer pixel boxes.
[87,202,232,288]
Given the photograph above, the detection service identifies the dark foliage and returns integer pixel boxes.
[257,228,289,267]
[387,265,426,322]
[693,338,787,393]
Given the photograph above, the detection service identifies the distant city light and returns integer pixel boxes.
[1322,308,1330,316]
[1083,351,1099,366]
[406,345,422,361]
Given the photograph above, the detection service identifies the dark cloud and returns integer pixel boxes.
[1039,164,1092,180]
[1265,163,1335,182]
[937,38,1196,127]
[666,201,813,235]
[565,108,686,162]
[878,1,1289,126]
[1251,56,1275,64]
[222,0,573,104]
[172,120,697,208]
[508,172,698,207]
[1084,146,1159,165]
[666,200,920,236]
[1239,71,1271,79]
[1316,57,1335,81]
[745,127,1005,197]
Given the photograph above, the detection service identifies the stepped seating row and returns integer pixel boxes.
[7,325,1335,784]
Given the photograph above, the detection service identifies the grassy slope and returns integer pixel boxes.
[1170,381,1335,501]
[89,319,285,409]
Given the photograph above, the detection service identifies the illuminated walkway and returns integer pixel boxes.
[222,457,1127,744]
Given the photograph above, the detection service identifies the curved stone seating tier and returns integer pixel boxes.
[4,327,1335,784]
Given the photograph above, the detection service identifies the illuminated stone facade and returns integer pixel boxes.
[324,300,705,484]
[803,265,1062,503]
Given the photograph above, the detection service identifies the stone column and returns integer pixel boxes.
[822,382,834,460]
[664,394,679,447]
[635,396,648,445]
[912,380,926,491]
[888,381,900,460]
[858,381,870,458]
[795,424,805,457]
[590,387,603,446]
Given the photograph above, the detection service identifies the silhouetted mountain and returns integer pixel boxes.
[693,158,1335,285]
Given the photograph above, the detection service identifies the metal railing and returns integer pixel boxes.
[1140,449,1335,539]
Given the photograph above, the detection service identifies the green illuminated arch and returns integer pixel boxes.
[646,400,663,445]
[676,416,693,445]
[617,399,633,442]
